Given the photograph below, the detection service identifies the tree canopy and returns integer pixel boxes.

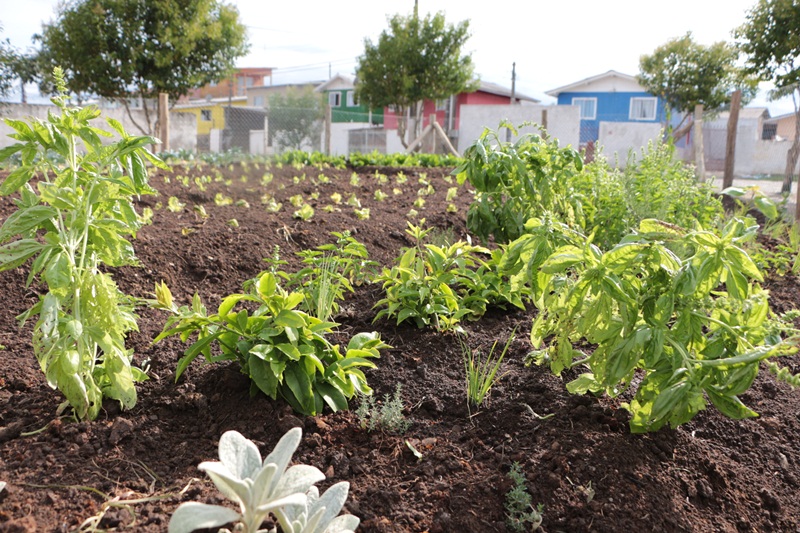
[268,87,324,152]
[736,0,800,92]
[736,0,800,198]
[638,33,754,122]
[355,10,476,147]
[0,25,17,101]
[37,0,249,133]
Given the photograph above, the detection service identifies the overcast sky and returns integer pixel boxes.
[1,0,796,115]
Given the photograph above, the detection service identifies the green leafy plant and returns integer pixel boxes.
[214,192,233,206]
[167,196,186,213]
[529,218,798,432]
[461,331,514,409]
[355,383,411,434]
[0,68,165,420]
[168,428,359,533]
[293,204,314,221]
[455,124,584,244]
[505,462,543,532]
[374,222,488,331]
[353,207,370,220]
[155,273,389,416]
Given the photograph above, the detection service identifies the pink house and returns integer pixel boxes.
[382,80,539,134]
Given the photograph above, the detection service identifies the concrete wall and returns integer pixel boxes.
[330,122,373,155]
[597,121,663,168]
[0,103,197,152]
[457,104,581,152]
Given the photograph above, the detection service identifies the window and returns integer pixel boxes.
[346,91,357,107]
[572,97,597,120]
[253,96,264,107]
[762,123,777,140]
[246,77,254,87]
[629,97,657,121]
[328,92,341,107]
[200,109,212,122]
[436,98,449,111]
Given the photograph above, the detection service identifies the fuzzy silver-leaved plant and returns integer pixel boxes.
[169,428,357,533]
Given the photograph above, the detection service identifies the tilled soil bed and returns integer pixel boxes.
[1,161,799,533]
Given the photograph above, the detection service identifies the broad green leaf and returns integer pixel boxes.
[706,390,757,419]
[0,205,57,243]
[0,239,46,271]
[275,309,307,329]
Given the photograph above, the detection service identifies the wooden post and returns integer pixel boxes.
[325,104,332,155]
[158,93,170,152]
[693,104,705,182]
[429,114,437,153]
[722,90,741,190]
[541,109,548,137]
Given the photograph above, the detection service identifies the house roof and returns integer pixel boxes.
[476,80,539,102]
[174,96,247,109]
[249,80,325,91]
[765,111,796,122]
[545,70,640,97]
[315,74,355,92]
[236,67,275,75]
[717,107,770,121]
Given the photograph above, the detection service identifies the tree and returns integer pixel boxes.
[37,0,249,135]
[267,87,324,152]
[7,50,41,104]
[736,0,800,197]
[638,33,755,179]
[0,25,16,101]
[355,9,476,148]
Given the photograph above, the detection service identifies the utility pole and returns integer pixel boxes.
[506,62,516,142]
[510,62,516,104]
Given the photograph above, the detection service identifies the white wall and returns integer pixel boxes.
[598,122,663,168]
[329,122,372,155]
[457,104,580,152]
[0,103,196,151]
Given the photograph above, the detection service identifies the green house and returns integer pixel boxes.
[316,74,383,125]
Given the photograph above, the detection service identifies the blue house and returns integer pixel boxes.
[546,70,668,146]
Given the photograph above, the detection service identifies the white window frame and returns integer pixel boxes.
[572,97,597,120]
[253,96,264,107]
[328,92,341,107]
[629,97,657,121]
[346,91,357,107]
[200,109,212,122]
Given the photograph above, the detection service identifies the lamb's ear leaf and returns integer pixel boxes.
[262,427,303,488]
[218,430,262,479]
[167,502,240,533]
[198,462,250,505]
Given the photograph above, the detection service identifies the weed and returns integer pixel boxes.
[505,462,543,532]
[356,383,411,434]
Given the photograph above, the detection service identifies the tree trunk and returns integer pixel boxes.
[722,90,742,190]
[783,107,800,195]
[396,105,409,149]
[20,81,26,104]
[693,104,706,182]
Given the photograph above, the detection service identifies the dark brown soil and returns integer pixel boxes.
[1,161,800,533]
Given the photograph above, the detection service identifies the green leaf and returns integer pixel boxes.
[283,364,315,416]
[248,354,280,399]
[276,343,302,361]
[0,239,46,271]
[275,309,307,329]
[0,206,57,243]
[0,166,34,195]
[706,389,758,419]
